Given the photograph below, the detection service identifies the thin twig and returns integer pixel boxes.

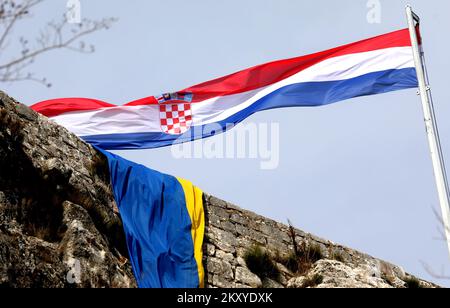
[0,0,116,87]
[420,260,450,280]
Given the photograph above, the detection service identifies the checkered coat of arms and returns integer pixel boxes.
[156,92,193,135]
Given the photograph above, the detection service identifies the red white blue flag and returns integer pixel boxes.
[32,28,418,149]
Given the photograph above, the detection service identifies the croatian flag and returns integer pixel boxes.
[32,28,418,149]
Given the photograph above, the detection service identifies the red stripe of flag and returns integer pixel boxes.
[183,28,412,102]
[31,28,413,118]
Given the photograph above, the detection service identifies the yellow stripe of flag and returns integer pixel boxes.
[177,178,205,288]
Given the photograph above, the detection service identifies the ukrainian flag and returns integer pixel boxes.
[99,149,204,288]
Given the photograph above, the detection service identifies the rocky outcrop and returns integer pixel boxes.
[0,91,135,287]
[0,91,438,288]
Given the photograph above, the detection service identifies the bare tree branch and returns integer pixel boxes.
[432,207,450,242]
[0,0,43,50]
[0,0,116,87]
[421,206,450,281]
[420,260,450,280]
[0,73,51,86]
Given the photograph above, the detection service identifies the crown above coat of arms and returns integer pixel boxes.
[156,92,193,104]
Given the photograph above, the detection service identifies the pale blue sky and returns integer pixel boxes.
[3,0,450,286]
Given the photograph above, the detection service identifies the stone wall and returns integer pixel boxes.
[203,194,436,288]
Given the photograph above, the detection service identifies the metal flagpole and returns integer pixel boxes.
[406,5,450,259]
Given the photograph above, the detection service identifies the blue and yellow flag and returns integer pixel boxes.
[99,149,204,288]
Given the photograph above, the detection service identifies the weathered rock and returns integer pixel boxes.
[235,267,262,288]
[212,274,232,288]
[286,259,433,289]
[0,92,135,288]
[59,201,134,287]
[206,243,215,257]
[207,226,237,254]
[206,257,233,280]
[262,278,284,288]
[288,260,393,288]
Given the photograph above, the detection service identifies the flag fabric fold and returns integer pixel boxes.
[32,28,418,150]
[98,148,204,288]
